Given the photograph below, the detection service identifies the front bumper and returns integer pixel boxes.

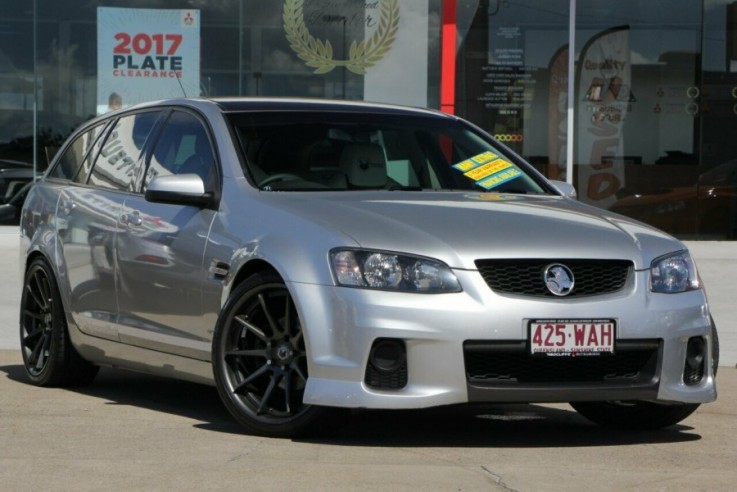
[292,269,717,409]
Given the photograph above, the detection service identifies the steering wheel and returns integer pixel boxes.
[258,173,301,187]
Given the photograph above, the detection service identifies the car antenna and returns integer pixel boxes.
[176,73,188,98]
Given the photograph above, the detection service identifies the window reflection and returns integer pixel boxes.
[88,111,160,191]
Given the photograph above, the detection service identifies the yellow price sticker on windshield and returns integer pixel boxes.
[454,159,476,172]
[477,168,523,189]
[471,151,498,164]
[452,151,523,191]
[463,159,512,181]
[452,151,499,173]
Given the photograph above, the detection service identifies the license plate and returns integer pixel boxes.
[529,319,616,356]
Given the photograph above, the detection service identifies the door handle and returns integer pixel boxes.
[121,211,143,227]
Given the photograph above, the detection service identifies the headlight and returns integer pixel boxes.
[650,251,701,293]
[330,249,461,293]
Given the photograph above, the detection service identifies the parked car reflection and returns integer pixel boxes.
[0,180,33,225]
[610,160,737,239]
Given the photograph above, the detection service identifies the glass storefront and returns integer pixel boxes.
[2,0,736,238]
[457,0,737,239]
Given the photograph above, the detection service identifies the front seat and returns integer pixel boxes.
[338,143,388,189]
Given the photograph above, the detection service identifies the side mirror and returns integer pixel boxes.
[145,174,213,208]
[550,180,577,200]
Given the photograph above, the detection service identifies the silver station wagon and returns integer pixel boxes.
[20,98,718,437]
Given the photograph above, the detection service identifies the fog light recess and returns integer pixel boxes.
[683,336,706,385]
[364,338,407,390]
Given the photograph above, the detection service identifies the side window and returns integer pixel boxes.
[145,111,215,189]
[73,123,114,184]
[88,111,161,191]
[49,122,108,181]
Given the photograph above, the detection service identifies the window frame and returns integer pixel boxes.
[86,109,165,192]
[47,119,113,184]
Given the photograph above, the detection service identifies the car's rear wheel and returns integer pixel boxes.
[212,272,326,437]
[20,257,99,386]
[571,322,719,430]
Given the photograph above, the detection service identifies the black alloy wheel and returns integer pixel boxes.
[20,257,99,386]
[213,272,325,437]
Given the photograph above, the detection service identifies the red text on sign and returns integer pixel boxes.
[113,33,183,56]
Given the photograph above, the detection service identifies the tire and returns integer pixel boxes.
[20,257,99,387]
[570,400,700,430]
[212,272,326,437]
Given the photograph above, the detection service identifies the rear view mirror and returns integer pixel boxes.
[550,180,577,200]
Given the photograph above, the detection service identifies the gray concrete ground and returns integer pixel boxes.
[2,227,736,490]
[0,349,735,491]
[0,228,20,351]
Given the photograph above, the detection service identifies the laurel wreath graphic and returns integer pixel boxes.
[283,0,400,75]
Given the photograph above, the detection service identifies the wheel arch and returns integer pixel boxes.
[24,249,49,273]
[221,258,324,377]
[226,258,281,302]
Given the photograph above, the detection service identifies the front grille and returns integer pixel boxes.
[475,259,632,297]
[464,340,660,384]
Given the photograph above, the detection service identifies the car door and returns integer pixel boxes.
[116,109,218,360]
[55,110,162,342]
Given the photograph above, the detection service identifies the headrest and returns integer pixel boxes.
[339,143,387,188]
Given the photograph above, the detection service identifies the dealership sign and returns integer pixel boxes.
[97,7,200,114]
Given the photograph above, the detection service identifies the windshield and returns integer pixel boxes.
[228,111,549,194]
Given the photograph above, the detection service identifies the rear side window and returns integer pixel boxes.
[88,111,161,191]
[49,122,108,181]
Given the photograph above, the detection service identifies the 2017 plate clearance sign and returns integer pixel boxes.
[97,7,200,114]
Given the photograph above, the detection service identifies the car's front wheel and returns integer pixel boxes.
[212,272,326,437]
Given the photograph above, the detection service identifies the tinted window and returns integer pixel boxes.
[49,122,108,181]
[88,111,161,191]
[145,110,215,189]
